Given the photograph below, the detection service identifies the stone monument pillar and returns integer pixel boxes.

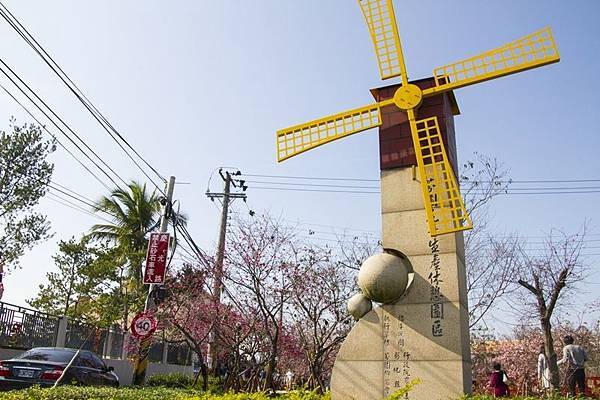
[331,78,471,400]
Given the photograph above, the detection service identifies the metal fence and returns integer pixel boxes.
[167,342,193,365]
[108,327,125,359]
[0,301,192,365]
[149,341,164,363]
[0,302,59,349]
[65,319,107,355]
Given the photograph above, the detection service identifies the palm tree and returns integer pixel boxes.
[89,181,161,255]
[88,181,162,330]
[89,181,187,330]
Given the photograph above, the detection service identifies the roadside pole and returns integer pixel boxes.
[206,171,231,371]
[132,175,176,385]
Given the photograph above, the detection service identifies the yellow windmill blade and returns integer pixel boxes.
[407,111,472,236]
[277,103,382,162]
[423,27,560,97]
[358,0,408,83]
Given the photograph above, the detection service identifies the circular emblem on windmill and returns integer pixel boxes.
[392,83,423,110]
[131,312,157,339]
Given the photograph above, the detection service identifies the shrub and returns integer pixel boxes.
[386,378,421,400]
[0,387,332,400]
[464,395,574,400]
[146,372,194,388]
[0,386,201,400]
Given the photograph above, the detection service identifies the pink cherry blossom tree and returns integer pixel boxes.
[287,244,354,391]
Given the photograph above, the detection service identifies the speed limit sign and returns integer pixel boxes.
[131,312,157,339]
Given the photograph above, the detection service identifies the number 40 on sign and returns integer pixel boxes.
[131,311,157,339]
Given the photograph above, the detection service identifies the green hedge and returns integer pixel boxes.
[0,387,580,400]
[465,396,576,400]
[145,373,223,393]
[0,387,329,400]
[146,372,195,388]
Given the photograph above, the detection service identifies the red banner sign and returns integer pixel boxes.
[143,232,170,284]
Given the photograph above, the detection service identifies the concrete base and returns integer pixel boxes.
[331,167,471,399]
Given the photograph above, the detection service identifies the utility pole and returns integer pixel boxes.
[132,175,175,385]
[213,171,231,306]
[205,168,247,372]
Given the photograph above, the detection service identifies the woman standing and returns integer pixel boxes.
[538,346,551,393]
[488,362,510,397]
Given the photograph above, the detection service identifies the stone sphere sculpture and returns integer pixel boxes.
[357,252,411,304]
[347,292,372,320]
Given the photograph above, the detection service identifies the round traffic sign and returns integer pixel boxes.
[131,312,157,339]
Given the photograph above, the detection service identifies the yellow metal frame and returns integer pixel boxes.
[358,0,409,82]
[408,111,472,236]
[277,104,382,162]
[276,1,560,236]
[424,27,559,97]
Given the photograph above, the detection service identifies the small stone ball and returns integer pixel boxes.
[357,253,411,304]
[347,292,372,320]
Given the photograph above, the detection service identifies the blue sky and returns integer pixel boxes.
[0,1,598,330]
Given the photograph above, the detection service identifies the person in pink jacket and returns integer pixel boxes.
[488,362,510,397]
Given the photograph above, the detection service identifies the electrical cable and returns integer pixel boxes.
[248,186,600,195]
[250,186,379,194]
[45,192,112,224]
[174,220,210,265]
[50,181,96,204]
[244,179,379,190]
[0,2,166,195]
[0,83,113,192]
[240,173,379,182]
[0,59,127,190]
[48,184,97,209]
[240,173,600,185]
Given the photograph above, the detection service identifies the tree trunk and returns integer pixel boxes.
[264,350,278,391]
[122,284,129,332]
[63,265,75,316]
[188,345,209,391]
[308,356,324,393]
[541,318,560,391]
[200,361,208,391]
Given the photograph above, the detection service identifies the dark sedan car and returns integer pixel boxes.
[0,347,119,390]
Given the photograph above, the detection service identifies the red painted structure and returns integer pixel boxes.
[370,77,460,173]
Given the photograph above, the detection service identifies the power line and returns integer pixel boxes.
[0,58,127,190]
[175,222,210,265]
[245,179,600,193]
[0,2,165,195]
[48,181,114,220]
[249,186,600,195]
[475,179,600,184]
[50,181,96,204]
[240,173,600,185]
[45,192,112,224]
[250,186,379,194]
[293,233,600,255]
[244,179,379,190]
[467,186,600,191]
[0,83,113,192]
[48,184,97,209]
[490,190,600,195]
[240,173,379,182]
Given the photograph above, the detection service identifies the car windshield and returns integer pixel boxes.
[14,348,75,363]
